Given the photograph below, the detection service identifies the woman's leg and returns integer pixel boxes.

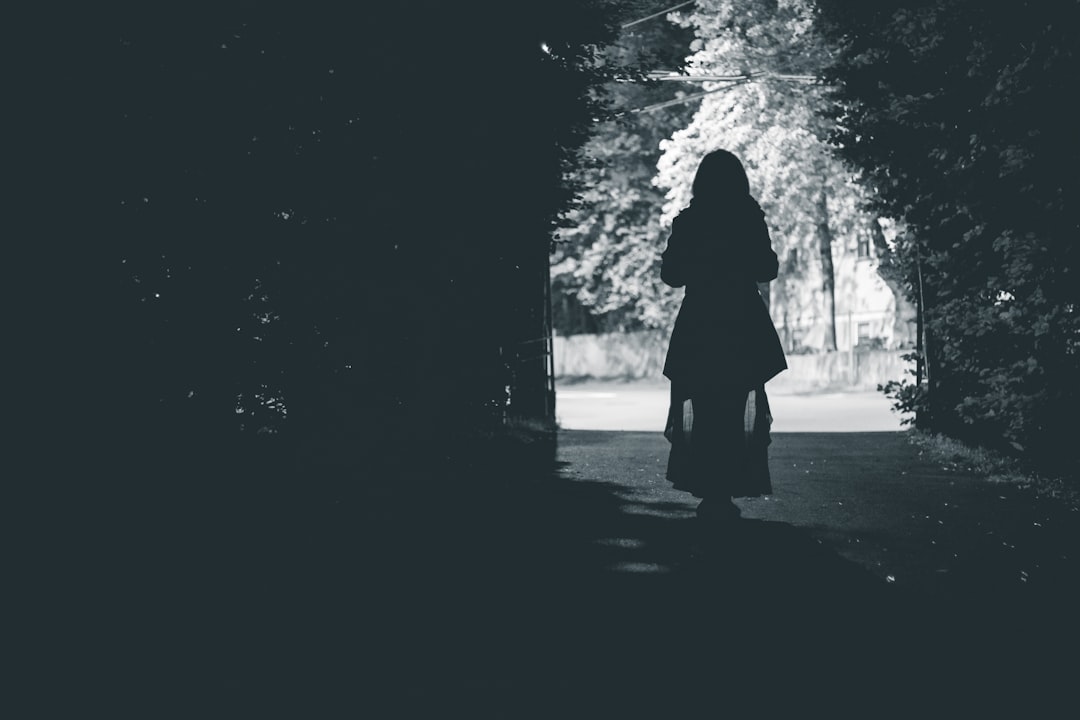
[689,385,749,518]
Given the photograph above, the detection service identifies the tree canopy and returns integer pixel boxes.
[117,2,630,482]
[654,0,880,350]
[558,0,896,351]
[552,14,695,333]
[817,0,1080,475]
[553,0,1076,476]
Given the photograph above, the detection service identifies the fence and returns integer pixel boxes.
[553,330,912,392]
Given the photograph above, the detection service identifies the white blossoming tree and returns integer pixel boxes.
[655,0,885,351]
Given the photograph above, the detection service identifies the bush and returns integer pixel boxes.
[821,0,1080,479]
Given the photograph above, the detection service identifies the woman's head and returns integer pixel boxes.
[691,149,750,202]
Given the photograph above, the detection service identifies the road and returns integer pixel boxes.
[556,378,910,432]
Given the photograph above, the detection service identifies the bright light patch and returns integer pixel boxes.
[594,537,646,549]
[606,561,671,574]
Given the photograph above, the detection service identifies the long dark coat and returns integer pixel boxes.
[661,199,787,392]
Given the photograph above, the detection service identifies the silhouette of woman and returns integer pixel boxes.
[661,149,787,523]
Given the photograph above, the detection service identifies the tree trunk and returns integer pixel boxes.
[914,237,933,431]
[871,219,912,345]
[816,183,838,351]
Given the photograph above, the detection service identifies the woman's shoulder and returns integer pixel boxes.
[734,195,765,218]
[666,207,695,239]
[672,204,707,229]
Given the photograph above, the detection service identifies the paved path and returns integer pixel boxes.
[535,429,1080,708]
[556,379,910,432]
[556,429,1077,595]
[172,426,1080,713]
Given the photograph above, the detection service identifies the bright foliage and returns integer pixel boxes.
[553,16,695,333]
[558,0,895,348]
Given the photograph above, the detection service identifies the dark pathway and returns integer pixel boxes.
[155,429,1080,715]
[559,430,1080,599]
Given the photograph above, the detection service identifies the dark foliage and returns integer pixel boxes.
[117,2,626,482]
[818,0,1080,477]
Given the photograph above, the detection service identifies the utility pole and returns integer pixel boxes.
[914,235,929,430]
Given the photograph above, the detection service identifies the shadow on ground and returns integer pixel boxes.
[143,431,1078,714]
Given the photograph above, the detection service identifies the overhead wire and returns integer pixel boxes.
[647,70,819,83]
[623,79,750,115]
[625,73,829,114]
[621,1,697,29]
[615,3,826,113]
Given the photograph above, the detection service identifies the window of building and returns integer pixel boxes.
[786,247,800,271]
[857,232,871,259]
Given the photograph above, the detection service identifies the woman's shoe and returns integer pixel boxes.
[696,497,741,522]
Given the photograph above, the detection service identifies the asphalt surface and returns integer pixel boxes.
[557,429,1078,597]
[160,426,1080,714]
[547,429,1080,708]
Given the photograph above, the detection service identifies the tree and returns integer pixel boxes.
[552,9,695,334]
[653,0,884,352]
[116,2,630,487]
[817,0,1080,475]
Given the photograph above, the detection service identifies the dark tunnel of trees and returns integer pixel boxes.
[115,3,632,487]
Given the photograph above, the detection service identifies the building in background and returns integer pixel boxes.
[772,224,916,354]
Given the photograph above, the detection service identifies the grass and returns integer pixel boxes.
[908,430,1079,506]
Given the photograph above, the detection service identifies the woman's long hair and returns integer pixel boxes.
[691,149,751,205]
